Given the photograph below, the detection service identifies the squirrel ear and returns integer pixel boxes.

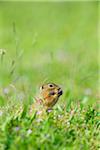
[40,85,44,90]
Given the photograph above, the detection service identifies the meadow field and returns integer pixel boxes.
[0,1,99,150]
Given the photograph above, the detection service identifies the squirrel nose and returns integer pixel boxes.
[58,88,63,96]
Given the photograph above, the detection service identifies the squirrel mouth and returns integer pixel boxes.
[58,89,63,96]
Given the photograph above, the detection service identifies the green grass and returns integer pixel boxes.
[0,1,99,150]
[0,103,99,150]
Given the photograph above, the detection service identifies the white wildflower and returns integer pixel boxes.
[67,121,70,126]
[27,129,32,135]
[36,118,43,123]
[58,114,62,118]
[3,88,9,95]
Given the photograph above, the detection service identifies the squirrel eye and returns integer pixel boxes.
[48,84,54,87]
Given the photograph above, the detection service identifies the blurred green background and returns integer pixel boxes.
[0,1,98,104]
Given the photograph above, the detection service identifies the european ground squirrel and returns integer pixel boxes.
[30,83,63,114]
